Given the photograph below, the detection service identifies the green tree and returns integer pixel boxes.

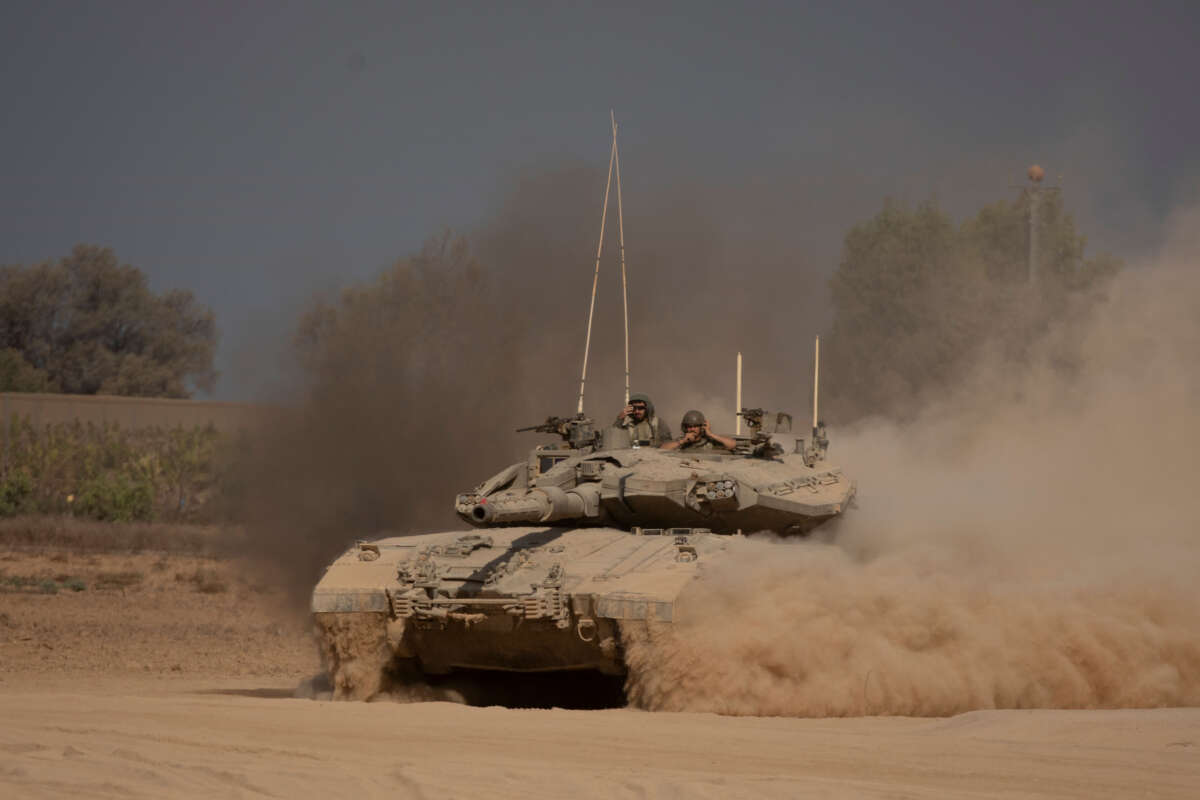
[825,193,1121,421]
[0,348,55,392]
[0,245,216,396]
[237,231,524,593]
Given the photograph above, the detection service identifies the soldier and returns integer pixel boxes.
[661,410,737,451]
[614,392,672,446]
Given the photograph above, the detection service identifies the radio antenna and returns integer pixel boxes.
[735,351,743,434]
[613,110,631,404]
[576,123,617,415]
[812,336,820,439]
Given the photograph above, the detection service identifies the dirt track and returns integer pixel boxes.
[2,545,1199,798]
[2,676,1199,799]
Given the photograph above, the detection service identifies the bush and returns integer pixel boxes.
[0,419,226,522]
[76,474,154,523]
[0,469,33,516]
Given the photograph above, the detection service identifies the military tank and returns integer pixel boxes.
[311,408,855,699]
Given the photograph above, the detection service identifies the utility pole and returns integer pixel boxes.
[1020,165,1060,286]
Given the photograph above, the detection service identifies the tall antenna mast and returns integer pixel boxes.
[812,336,820,439]
[612,110,631,404]
[735,351,743,435]
[1014,164,1059,287]
[576,126,617,415]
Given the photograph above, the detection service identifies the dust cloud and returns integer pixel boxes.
[240,161,1198,717]
[237,165,828,602]
[623,207,1200,716]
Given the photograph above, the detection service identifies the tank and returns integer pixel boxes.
[311,409,855,699]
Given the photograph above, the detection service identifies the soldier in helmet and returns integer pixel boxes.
[661,409,737,451]
[614,392,673,446]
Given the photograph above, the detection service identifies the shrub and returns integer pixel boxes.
[0,469,33,516]
[75,474,154,523]
[0,574,64,594]
[0,419,228,522]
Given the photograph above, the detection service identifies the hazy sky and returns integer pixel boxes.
[3,1,1198,399]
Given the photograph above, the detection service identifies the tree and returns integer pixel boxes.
[0,348,55,392]
[237,231,524,596]
[825,193,1121,421]
[0,245,216,397]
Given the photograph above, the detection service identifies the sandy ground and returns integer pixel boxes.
[2,546,1199,799]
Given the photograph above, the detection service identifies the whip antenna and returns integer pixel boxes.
[735,351,743,434]
[812,336,820,438]
[613,110,631,404]
[576,126,617,414]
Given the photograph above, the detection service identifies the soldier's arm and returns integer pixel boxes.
[614,404,635,427]
[703,423,737,451]
[709,432,737,450]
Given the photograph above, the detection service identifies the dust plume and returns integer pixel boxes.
[623,207,1200,716]
[235,165,827,601]
[232,232,525,603]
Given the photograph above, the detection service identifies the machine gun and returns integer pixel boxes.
[735,407,790,458]
[516,416,572,436]
[516,413,597,450]
[738,408,793,434]
[740,407,767,432]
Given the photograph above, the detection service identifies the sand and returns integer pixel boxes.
[1,678,1197,799]
[2,546,1198,799]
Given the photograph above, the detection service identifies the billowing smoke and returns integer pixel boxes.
[622,207,1200,715]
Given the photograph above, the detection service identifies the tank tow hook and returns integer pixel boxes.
[576,617,598,642]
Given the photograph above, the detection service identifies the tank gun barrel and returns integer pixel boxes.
[458,485,602,526]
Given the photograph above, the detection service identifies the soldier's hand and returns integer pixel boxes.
[702,421,712,438]
[622,404,634,419]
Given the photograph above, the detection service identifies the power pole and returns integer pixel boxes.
[1020,165,1060,286]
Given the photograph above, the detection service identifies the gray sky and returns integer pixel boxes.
[3,0,1198,400]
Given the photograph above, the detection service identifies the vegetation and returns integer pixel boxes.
[824,191,1122,421]
[0,244,217,397]
[0,515,242,555]
[93,570,144,590]
[233,231,519,581]
[0,419,227,522]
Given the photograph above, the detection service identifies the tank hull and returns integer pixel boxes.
[311,526,732,696]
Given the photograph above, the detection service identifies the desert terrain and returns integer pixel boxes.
[1,522,1197,800]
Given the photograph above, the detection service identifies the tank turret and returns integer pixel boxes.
[454,407,854,536]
